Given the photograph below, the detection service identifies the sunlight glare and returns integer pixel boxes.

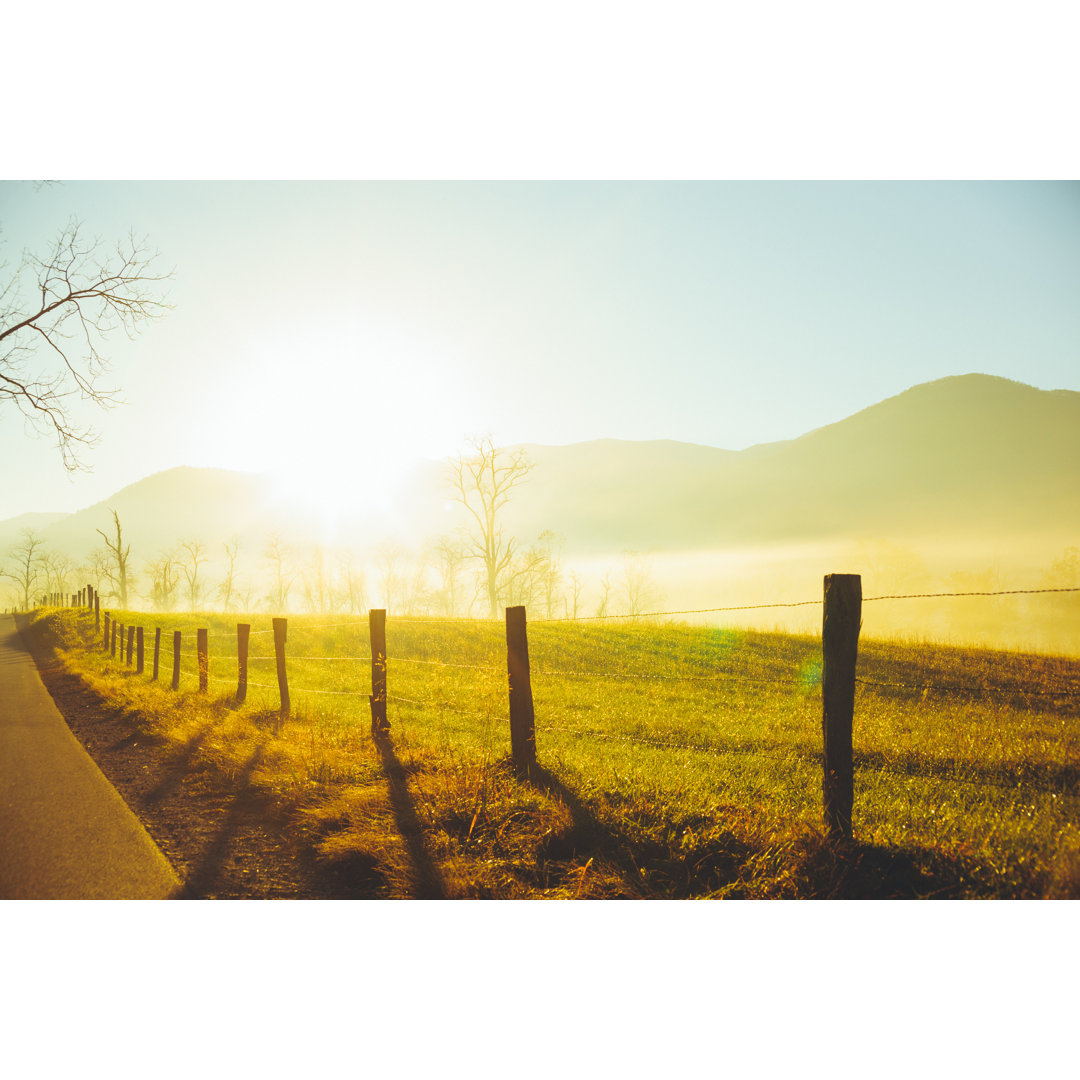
[231,321,466,531]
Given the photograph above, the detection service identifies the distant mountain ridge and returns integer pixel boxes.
[2,374,1078,566]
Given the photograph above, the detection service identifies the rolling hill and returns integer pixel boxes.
[3,374,1078,572]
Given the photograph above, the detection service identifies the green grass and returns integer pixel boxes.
[36,606,1080,898]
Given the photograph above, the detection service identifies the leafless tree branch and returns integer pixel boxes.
[0,217,172,470]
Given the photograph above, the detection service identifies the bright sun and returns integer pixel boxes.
[228,321,467,529]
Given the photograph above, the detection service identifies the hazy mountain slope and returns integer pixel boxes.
[36,468,283,563]
[9,374,1078,569]
[0,512,71,556]
[490,374,1080,550]
[733,373,1080,541]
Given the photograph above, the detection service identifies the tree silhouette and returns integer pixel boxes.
[450,437,532,618]
[96,509,132,608]
[1,529,47,611]
[0,216,171,469]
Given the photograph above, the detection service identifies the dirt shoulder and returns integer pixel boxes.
[21,619,365,899]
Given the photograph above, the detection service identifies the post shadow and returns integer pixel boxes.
[177,746,264,899]
[140,720,220,806]
[372,729,445,900]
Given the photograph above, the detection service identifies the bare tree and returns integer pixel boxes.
[622,551,661,616]
[96,509,131,608]
[536,530,564,618]
[179,539,207,611]
[41,549,77,601]
[375,540,405,613]
[263,534,296,612]
[595,570,612,618]
[80,547,113,601]
[503,544,547,609]
[217,537,240,611]
[145,551,180,611]
[336,550,366,615]
[567,570,585,619]
[2,530,47,611]
[450,437,533,618]
[0,217,171,470]
[432,535,467,616]
[300,545,334,613]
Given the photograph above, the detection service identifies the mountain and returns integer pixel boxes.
[2,374,1078,569]
[396,373,1080,552]
[0,512,71,557]
[25,467,310,563]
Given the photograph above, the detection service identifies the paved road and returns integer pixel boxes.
[0,614,181,899]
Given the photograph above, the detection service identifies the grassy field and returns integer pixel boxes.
[35,606,1080,898]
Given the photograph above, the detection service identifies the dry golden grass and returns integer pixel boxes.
[35,605,1080,898]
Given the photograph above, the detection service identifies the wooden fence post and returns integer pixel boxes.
[136,627,145,674]
[197,629,209,693]
[153,628,161,681]
[172,631,181,691]
[126,626,135,667]
[506,605,537,776]
[369,609,388,737]
[103,613,110,651]
[273,618,289,730]
[822,573,861,842]
[236,623,250,704]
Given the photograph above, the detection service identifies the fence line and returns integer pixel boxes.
[387,655,501,671]
[863,586,1080,602]
[532,598,825,623]
[522,584,1080,624]
[65,575,1079,844]
[855,675,1080,698]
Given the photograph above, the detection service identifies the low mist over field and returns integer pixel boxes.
[4,374,1078,653]
[3,181,1079,654]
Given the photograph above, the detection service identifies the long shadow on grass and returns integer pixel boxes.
[525,764,753,898]
[373,731,446,900]
[854,747,1080,795]
[138,721,220,806]
[525,764,985,899]
[178,746,264,899]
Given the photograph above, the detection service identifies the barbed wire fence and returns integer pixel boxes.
[56,580,1080,840]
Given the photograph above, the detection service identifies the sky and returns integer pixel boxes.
[2,180,1078,522]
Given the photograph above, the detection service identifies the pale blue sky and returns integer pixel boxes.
[1,180,1078,520]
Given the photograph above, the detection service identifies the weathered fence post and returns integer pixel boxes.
[369,609,388,738]
[197,629,209,693]
[236,623,250,704]
[172,631,181,691]
[273,618,289,731]
[126,626,135,667]
[506,605,537,776]
[153,628,161,681]
[822,573,861,842]
[103,613,110,651]
[136,627,145,674]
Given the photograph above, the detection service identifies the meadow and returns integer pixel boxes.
[36,604,1080,899]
